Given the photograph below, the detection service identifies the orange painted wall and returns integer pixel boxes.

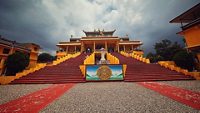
[181,25,200,47]
[24,44,40,68]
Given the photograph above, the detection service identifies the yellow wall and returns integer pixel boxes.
[181,25,200,47]
[24,44,40,68]
[84,53,95,64]
[107,53,119,64]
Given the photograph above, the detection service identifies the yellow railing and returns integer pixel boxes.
[120,51,130,57]
[79,65,86,77]
[56,52,67,59]
[123,64,127,77]
[0,63,46,85]
[158,61,200,80]
[84,53,95,65]
[120,51,150,64]
[133,51,144,57]
[52,52,80,66]
[107,53,119,64]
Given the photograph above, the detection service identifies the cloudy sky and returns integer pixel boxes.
[0,0,199,55]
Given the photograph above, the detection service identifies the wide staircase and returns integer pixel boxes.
[112,52,194,82]
[11,53,87,84]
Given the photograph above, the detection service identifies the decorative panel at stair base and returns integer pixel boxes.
[86,65,123,81]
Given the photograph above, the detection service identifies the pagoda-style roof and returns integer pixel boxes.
[83,29,116,37]
[170,3,200,23]
[0,37,31,52]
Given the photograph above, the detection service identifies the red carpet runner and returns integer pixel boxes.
[138,82,200,110]
[0,83,75,113]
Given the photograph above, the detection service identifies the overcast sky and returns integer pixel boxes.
[0,0,199,55]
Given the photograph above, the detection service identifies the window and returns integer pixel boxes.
[3,48,10,54]
[15,50,20,53]
[34,47,38,51]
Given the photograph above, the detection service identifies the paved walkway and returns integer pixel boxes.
[0,81,200,113]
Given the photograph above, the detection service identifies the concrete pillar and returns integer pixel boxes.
[75,46,77,53]
[81,42,84,52]
[105,41,107,51]
[66,46,68,54]
[117,44,119,52]
[131,45,133,51]
[93,41,96,52]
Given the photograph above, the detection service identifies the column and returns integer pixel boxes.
[93,41,96,52]
[131,45,134,51]
[81,42,84,52]
[123,45,125,52]
[75,46,77,53]
[66,46,68,54]
[105,41,108,51]
[117,43,119,52]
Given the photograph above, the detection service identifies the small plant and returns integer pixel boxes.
[38,53,54,63]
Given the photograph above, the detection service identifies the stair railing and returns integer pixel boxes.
[107,53,119,64]
[84,53,95,65]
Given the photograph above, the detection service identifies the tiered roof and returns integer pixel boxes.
[83,29,116,37]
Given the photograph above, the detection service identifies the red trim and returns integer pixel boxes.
[0,83,75,113]
[138,82,200,110]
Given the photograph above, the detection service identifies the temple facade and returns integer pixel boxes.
[56,29,142,58]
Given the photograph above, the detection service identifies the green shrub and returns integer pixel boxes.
[146,52,164,63]
[5,52,29,75]
[38,53,54,63]
[173,50,194,71]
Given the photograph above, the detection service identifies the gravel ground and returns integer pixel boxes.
[0,84,50,104]
[160,80,200,92]
[41,82,200,113]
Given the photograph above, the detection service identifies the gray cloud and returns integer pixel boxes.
[0,0,199,55]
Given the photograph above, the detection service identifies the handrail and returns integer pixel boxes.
[107,53,119,64]
[120,51,150,64]
[84,53,95,64]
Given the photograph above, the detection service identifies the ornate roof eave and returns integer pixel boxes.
[57,42,81,46]
[119,41,143,45]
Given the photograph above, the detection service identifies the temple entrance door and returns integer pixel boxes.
[108,47,114,53]
[108,43,115,52]
[96,44,104,50]
[86,47,92,53]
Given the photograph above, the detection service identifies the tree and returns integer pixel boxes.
[173,50,194,71]
[146,52,164,63]
[38,53,54,63]
[5,52,29,75]
[154,39,183,61]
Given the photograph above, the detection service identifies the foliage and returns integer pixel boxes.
[146,52,164,63]
[154,39,183,61]
[5,52,29,75]
[38,53,54,63]
[173,50,194,71]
